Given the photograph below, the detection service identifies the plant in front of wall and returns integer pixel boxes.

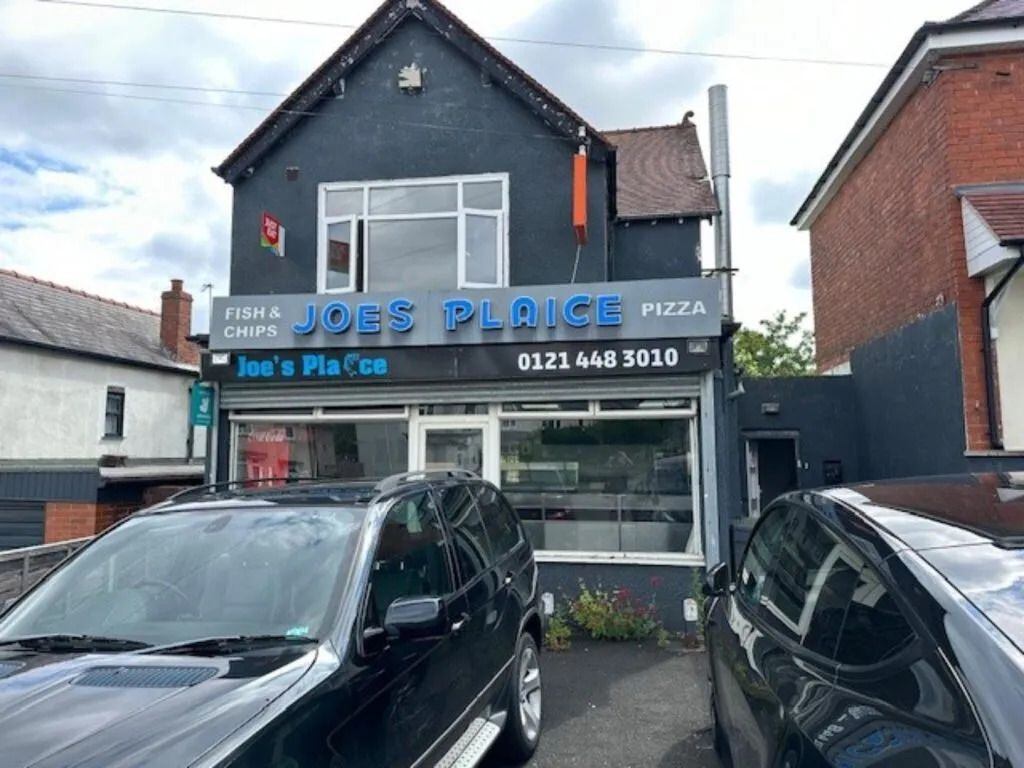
[544,614,573,652]
[568,581,661,642]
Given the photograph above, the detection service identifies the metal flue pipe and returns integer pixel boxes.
[709,84,733,319]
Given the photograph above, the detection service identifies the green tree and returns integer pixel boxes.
[734,310,815,377]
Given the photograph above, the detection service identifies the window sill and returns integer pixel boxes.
[101,435,124,442]
[534,550,704,567]
[964,450,1024,458]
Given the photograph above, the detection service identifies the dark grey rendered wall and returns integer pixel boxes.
[850,305,968,479]
[229,16,609,295]
[611,218,702,280]
[539,562,701,633]
[737,375,861,497]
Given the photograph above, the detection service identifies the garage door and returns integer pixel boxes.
[0,501,45,550]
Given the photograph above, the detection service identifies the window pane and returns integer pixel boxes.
[501,402,589,413]
[500,418,694,553]
[326,220,354,290]
[466,214,499,285]
[474,483,523,558]
[424,428,483,475]
[441,485,494,581]
[234,422,408,482]
[368,492,451,624]
[104,413,120,437]
[835,566,916,666]
[325,189,363,217]
[368,218,457,291]
[369,184,457,215]
[464,181,502,210]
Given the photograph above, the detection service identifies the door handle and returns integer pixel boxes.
[451,613,470,635]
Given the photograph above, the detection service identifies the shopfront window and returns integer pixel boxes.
[234,422,408,482]
[499,417,697,554]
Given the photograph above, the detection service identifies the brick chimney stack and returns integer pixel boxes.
[160,279,198,365]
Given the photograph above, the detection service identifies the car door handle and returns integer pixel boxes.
[451,613,470,635]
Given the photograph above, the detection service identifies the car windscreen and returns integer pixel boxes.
[0,505,365,647]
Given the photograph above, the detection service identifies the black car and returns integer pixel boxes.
[0,470,544,768]
[705,474,1024,768]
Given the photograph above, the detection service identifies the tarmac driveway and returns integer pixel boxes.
[483,641,722,768]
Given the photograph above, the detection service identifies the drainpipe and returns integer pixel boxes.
[709,84,733,320]
[981,250,1024,450]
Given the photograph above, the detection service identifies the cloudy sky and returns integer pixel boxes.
[0,0,969,332]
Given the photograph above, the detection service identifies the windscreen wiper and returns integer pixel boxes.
[0,634,151,652]
[140,634,319,656]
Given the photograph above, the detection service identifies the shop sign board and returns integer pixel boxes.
[208,277,720,352]
[189,383,214,427]
[201,337,720,384]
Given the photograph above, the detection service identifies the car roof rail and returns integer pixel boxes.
[375,469,480,495]
[164,476,379,505]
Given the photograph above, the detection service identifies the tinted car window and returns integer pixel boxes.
[368,492,451,623]
[740,503,864,658]
[737,505,791,607]
[834,563,916,666]
[760,506,863,654]
[441,485,495,582]
[474,484,523,559]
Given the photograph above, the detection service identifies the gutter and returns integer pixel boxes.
[981,251,1024,450]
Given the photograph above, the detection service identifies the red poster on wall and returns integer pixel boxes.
[244,427,292,485]
[260,212,285,258]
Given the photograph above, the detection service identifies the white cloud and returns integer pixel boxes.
[0,0,972,335]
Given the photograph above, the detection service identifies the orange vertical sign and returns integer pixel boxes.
[573,153,588,245]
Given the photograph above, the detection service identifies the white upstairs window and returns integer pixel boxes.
[318,173,508,293]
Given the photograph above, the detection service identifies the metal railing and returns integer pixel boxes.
[0,538,93,605]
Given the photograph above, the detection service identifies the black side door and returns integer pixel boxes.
[438,484,504,707]
[332,490,472,768]
[819,559,990,766]
[472,482,531,686]
[709,501,857,768]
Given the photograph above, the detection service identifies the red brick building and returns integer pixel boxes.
[794,0,1024,460]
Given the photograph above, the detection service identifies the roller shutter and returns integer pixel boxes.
[0,501,45,550]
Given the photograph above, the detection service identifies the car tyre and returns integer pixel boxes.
[495,632,542,764]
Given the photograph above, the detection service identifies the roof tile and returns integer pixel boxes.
[604,120,719,219]
[964,191,1024,244]
[0,270,193,372]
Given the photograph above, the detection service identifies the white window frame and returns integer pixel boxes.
[317,173,510,294]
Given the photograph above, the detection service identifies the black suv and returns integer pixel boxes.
[705,474,1024,768]
[0,470,544,768]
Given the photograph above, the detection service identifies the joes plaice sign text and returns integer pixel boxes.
[209,278,721,351]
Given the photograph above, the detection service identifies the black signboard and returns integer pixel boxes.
[202,338,719,385]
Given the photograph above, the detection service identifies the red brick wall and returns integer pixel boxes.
[810,68,953,373]
[44,502,137,543]
[944,51,1024,450]
[810,49,1024,450]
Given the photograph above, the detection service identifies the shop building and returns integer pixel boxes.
[0,271,205,548]
[204,0,738,623]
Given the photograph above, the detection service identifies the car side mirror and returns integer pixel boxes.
[384,596,448,641]
[703,562,731,597]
